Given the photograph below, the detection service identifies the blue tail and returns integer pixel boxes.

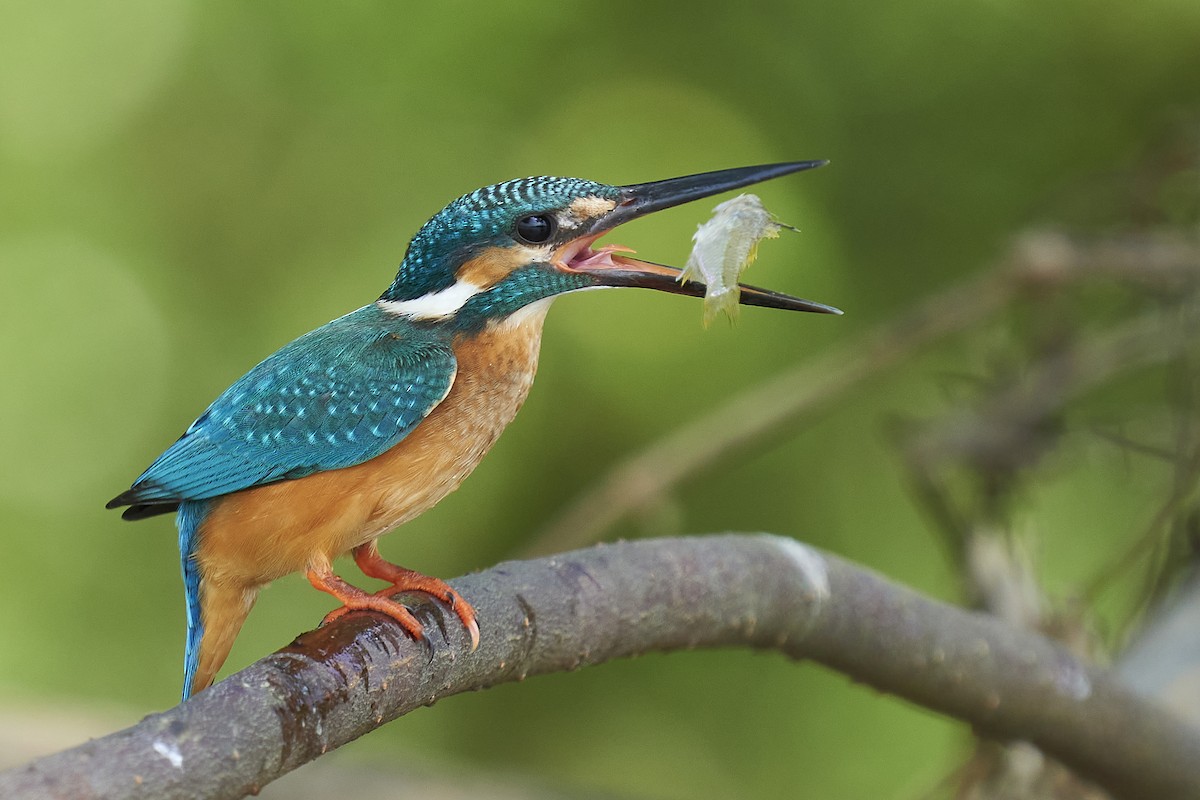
[176,500,210,701]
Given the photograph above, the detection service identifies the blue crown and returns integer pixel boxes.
[382,176,619,302]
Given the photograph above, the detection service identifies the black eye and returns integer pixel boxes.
[515,214,556,244]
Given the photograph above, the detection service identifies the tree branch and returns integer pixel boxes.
[2,535,1198,800]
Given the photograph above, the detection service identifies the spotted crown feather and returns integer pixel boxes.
[384,176,620,301]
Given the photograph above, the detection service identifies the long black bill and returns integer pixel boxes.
[583,258,843,315]
[568,161,841,315]
[597,160,829,231]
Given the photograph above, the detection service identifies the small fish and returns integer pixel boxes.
[680,193,797,324]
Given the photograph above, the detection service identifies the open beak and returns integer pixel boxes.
[556,161,842,315]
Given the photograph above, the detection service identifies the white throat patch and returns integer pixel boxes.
[376,280,484,320]
[495,296,555,330]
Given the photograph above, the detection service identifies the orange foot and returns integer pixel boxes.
[306,543,480,651]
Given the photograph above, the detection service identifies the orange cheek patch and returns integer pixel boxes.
[456,247,547,291]
[457,247,531,287]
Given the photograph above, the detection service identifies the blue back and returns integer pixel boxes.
[124,304,456,505]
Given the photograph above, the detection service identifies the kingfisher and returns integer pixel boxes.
[107,162,840,700]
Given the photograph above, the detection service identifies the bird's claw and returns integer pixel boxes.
[323,584,479,651]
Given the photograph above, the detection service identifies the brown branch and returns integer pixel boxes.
[523,270,1016,556]
[526,233,1200,555]
[905,299,1200,476]
[2,535,1198,800]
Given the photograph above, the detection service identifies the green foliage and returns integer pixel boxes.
[1,0,1198,796]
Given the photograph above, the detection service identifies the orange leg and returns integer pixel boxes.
[308,544,480,650]
[353,542,479,651]
[306,561,425,642]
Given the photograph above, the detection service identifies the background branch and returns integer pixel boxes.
[527,233,1200,555]
[3,534,1198,800]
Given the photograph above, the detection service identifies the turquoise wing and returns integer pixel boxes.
[109,306,456,511]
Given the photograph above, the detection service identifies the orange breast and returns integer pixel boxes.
[195,305,550,591]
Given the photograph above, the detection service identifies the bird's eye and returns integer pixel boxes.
[515,214,556,244]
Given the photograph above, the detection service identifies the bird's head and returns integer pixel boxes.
[379,162,839,331]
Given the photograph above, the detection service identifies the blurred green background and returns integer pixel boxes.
[1,1,1198,797]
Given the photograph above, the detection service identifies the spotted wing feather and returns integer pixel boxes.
[109,307,456,510]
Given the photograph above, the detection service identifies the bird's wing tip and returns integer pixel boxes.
[106,492,132,510]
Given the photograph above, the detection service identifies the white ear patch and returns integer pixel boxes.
[377,280,484,320]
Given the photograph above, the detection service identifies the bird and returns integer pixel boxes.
[107,161,841,700]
